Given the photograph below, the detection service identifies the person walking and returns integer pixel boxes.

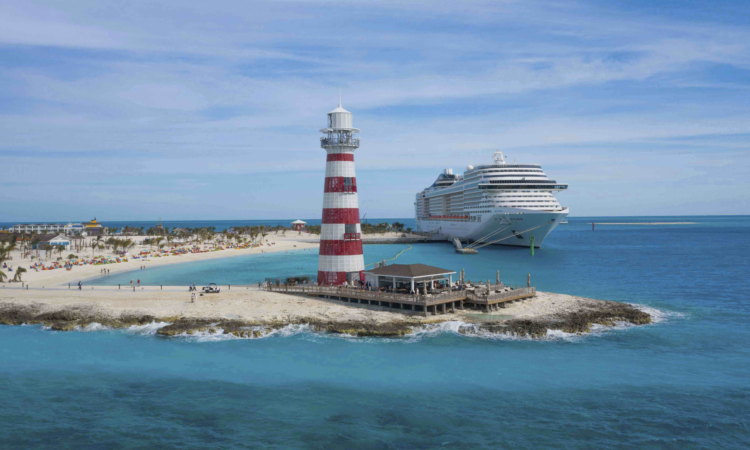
[78,281,82,291]
[130,279,133,288]
[190,292,196,303]
[137,279,140,287]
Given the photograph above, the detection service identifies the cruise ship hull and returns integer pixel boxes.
[416,208,569,248]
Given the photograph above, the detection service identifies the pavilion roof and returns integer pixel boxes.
[365,263,455,278]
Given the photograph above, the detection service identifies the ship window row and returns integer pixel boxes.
[490,195,555,198]
[483,175,547,178]
[479,185,567,190]
[487,180,557,184]
[481,169,544,174]
[470,164,542,171]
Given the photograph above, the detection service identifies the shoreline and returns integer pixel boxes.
[3,238,319,288]
[2,231,418,289]
[0,289,652,339]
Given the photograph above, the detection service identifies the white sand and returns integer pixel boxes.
[1,229,417,288]
[0,285,601,324]
[2,234,317,288]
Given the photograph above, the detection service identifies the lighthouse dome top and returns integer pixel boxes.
[320,98,360,133]
[328,105,350,114]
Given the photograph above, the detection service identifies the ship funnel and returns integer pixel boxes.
[445,168,453,175]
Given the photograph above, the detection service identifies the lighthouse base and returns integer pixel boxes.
[317,270,366,286]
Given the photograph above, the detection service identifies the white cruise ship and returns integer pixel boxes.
[415,151,569,248]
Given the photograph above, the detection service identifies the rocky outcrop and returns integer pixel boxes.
[0,302,160,330]
[480,302,652,338]
[154,317,416,338]
[0,300,652,339]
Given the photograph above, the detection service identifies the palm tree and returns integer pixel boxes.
[0,242,15,283]
[12,267,27,283]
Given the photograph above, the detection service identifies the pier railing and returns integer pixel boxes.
[267,284,466,306]
[466,285,536,303]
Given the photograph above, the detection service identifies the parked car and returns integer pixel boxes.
[202,283,221,293]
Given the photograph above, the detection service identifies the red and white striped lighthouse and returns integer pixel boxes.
[317,98,365,285]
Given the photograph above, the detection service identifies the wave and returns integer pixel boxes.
[76,322,111,332]
[127,321,172,335]
[406,320,581,342]
[172,323,316,342]
[631,303,686,324]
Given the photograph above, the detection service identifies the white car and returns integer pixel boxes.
[202,283,221,293]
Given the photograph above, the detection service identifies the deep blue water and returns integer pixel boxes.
[2,216,750,448]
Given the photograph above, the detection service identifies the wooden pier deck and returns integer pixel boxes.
[267,284,536,316]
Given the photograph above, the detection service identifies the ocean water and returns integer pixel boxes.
[2,216,750,448]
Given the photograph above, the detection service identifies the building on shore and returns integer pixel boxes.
[291,220,307,231]
[317,97,365,285]
[81,218,105,236]
[9,220,100,236]
[363,264,455,292]
[31,234,71,250]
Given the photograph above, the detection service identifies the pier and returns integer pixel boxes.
[267,283,536,317]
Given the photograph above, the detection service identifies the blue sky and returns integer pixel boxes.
[1,0,749,221]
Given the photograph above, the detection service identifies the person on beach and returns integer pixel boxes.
[130,280,133,288]
[190,292,196,303]
[137,279,140,287]
[78,281,82,291]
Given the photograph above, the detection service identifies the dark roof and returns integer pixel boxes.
[365,263,455,278]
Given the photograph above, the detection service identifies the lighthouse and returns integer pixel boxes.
[317,98,365,285]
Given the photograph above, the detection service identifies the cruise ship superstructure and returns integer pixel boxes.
[415,152,569,248]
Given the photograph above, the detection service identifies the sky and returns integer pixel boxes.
[1,0,749,221]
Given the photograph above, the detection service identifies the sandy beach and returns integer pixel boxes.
[1,230,419,288]
[0,285,599,323]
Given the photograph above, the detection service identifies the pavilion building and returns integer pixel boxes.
[363,263,455,293]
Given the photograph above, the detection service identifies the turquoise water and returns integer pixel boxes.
[3,216,750,448]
